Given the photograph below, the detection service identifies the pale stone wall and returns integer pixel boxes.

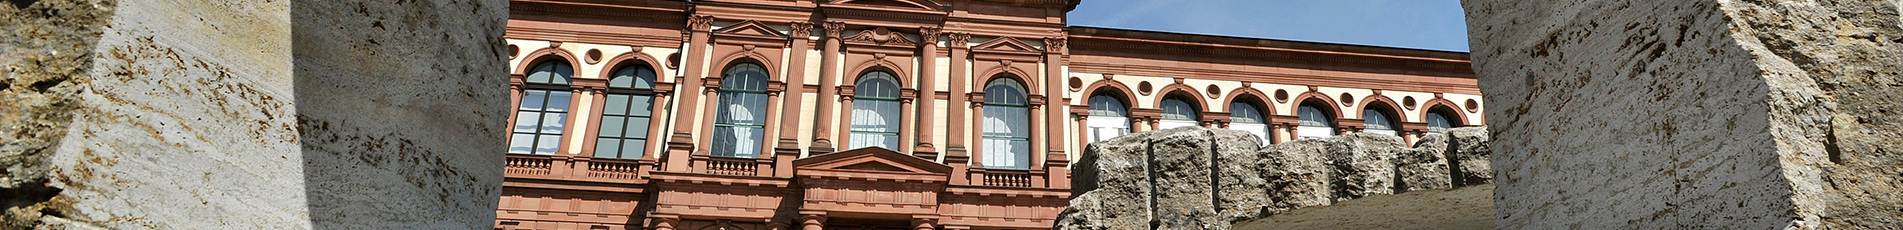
[1467,0,1902,228]
[1,0,508,228]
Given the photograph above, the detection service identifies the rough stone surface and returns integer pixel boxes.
[1233,184,1494,230]
[1059,127,1491,230]
[1444,127,1491,186]
[1213,129,1268,223]
[1466,0,1902,228]
[1259,136,1338,212]
[1056,130,1160,230]
[0,0,508,228]
[1148,128,1221,229]
[1396,133,1452,192]
[0,0,114,228]
[1326,134,1401,201]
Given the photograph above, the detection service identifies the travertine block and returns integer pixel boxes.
[0,0,507,228]
[1465,0,1902,228]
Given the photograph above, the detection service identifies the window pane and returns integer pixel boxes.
[882,134,900,151]
[514,111,542,133]
[603,94,629,116]
[744,94,768,125]
[712,126,737,157]
[982,139,1030,169]
[509,133,536,154]
[1299,105,1331,127]
[848,133,885,150]
[634,69,655,89]
[546,91,572,112]
[598,116,625,137]
[1231,102,1263,124]
[594,138,621,158]
[520,90,546,110]
[540,113,567,134]
[1427,113,1451,132]
[622,139,647,159]
[1161,98,1197,121]
[550,63,573,85]
[713,126,761,158]
[624,117,651,138]
[1089,95,1128,117]
[610,68,636,88]
[535,134,562,155]
[629,95,653,116]
[527,65,552,83]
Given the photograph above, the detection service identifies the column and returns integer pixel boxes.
[1041,33,1068,173]
[968,95,985,169]
[1267,124,1285,144]
[945,32,972,158]
[809,21,847,154]
[650,215,681,230]
[799,212,826,230]
[899,91,917,154]
[507,76,524,140]
[758,86,784,176]
[1283,124,1298,141]
[911,218,937,230]
[775,21,815,176]
[665,15,715,172]
[560,86,588,155]
[834,90,857,148]
[914,27,942,156]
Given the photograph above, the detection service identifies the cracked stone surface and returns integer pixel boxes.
[1058,127,1491,230]
[1466,0,1903,228]
[0,0,508,228]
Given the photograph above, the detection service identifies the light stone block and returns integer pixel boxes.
[1465,0,1903,228]
[1,0,508,228]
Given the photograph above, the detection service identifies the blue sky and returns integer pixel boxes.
[1069,0,1470,52]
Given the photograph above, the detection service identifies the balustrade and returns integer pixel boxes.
[705,157,759,176]
[981,170,1034,187]
[587,159,643,181]
[504,155,554,176]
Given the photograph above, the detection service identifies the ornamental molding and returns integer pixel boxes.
[844,27,918,47]
[789,21,814,38]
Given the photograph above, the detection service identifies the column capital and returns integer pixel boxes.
[822,21,847,39]
[687,14,715,32]
[947,32,971,48]
[789,21,815,38]
[919,26,943,44]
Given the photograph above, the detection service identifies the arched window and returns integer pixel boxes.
[982,78,1031,170]
[1362,107,1399,136]
[510,60,575,155]
[1425,107,1460,133]
[1229,100,1271,144]
[1297,102,1335,139]
[593,63,659,160]
[847,71,902,150]
[712,62,770,158]
[1157,96,1200,129]
[1086,93,1131,143]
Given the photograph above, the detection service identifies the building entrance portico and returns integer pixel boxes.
[792,147,949,230]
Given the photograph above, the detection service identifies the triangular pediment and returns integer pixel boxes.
[794,147,950,175]
[840,162,909,172]
[831,0,942,11]
[714,20,786,38]
[974,37,1040,52]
